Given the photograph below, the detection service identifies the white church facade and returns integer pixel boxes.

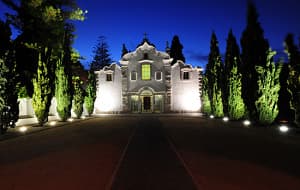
[94,39,203,113]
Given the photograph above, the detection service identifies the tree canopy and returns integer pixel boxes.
[170,35,186,65]
[90,36,112,71]
[240,1,269,120]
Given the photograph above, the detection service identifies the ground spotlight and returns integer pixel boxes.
[209,115,214,119]
[243,120,251,126]
[223,117,229,122]
[81,115,86,119]
[19,126,28,133]
[68,118,74,122]
[49,121,56,126]
[279,125,289,133]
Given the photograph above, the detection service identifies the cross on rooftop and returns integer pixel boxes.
[143,32,148,40]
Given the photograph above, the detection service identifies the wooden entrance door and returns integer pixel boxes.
[143,96,151,112]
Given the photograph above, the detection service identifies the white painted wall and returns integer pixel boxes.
[17,97,89,125]
[94,64,122,113]
[18,98,35,116]
[171,61,201,112]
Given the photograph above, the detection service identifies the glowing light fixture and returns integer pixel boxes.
[243,120,251,126]
[68,118,74,122]
[279,125,289,133]
[223,117,229,122]
[19,126,28,133]
[81,116,86,119]
[50,121,56,126]
[209,115,214,119]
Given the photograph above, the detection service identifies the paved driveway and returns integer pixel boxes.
[1,115,300,190]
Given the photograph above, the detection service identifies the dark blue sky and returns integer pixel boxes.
[1,0,300,69]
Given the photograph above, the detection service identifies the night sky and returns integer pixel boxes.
[1,0,300,69]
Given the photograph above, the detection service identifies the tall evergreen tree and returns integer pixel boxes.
[0,19,19,132]
[206,32,224,117]
[228,58,246,120]
[32,48,52,125]
[55,56,72,121]
[201,76,211,114]
[72,76,84,118]
[0,57,8,134]
[224,29,242,115]
[84,71,96,116]
[170,35,186,65]
[2,49,19,129]
[55,23,76,121]
[255,49,282,125]
[277,61,293,122]
[284,34,300,125]
[0,58,7,110]
[224,29,246,119]
[240,1,269,120]
[90,36,112,71]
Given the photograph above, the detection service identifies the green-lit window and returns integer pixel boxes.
[141,64,151,80]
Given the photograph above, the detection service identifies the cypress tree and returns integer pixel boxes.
[202,76,211,114]
[84,71,96,116]
[284,34,300,125]
[0,20,19,131]
[3,50,19,129]
[0,57,8,134]
[224,30,246,120]
[255,49,282,125]
[228,57,246,120]
[90,36,112,71]
[206,32,224,117]
[55,23,75,121]
[55,56,72,121]
[170,35,186,65]
[277,61,293,122]
[32,48,52,125]
[212,82,224,118]
[240,1,269,120]
[0,58,7,109]
[224,29,242,114]
[72,76,84,118]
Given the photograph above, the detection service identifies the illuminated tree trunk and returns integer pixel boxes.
[255,49,282,125]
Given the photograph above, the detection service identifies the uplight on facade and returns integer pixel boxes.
[179,91,201,112]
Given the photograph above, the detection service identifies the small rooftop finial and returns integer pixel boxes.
[165,41,171,55]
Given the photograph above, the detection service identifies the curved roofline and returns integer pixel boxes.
[136,37,156,48]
